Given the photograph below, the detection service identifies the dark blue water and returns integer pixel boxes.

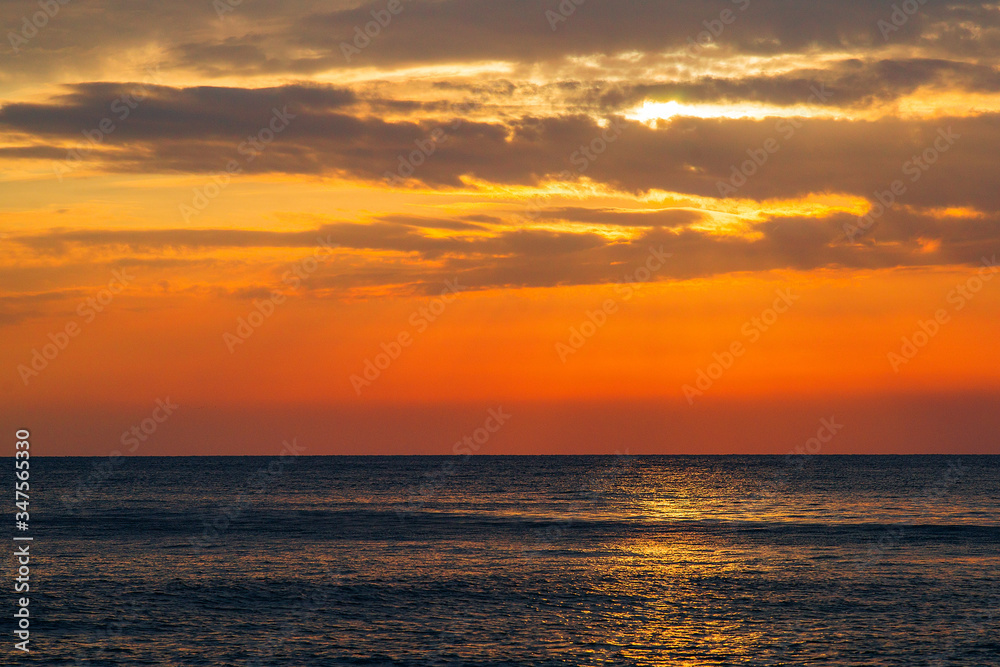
[10,456,1000,665]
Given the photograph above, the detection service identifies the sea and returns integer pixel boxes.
[14,455,1000,665]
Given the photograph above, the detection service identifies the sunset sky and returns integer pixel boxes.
[2,0,999,455]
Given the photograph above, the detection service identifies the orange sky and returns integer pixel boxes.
[2,0,999,454]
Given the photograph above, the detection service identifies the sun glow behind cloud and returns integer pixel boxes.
[625,100,848,124]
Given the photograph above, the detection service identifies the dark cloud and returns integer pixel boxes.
[586,59,1000,110]
[376,215,489,230]
[10,208,999,291]
[0,288,98,325]
[0,83,355,140]
[537,207,704,227]
[296,0,1000,67]
[0,146,68,159]
[4,0,998,86]
[10,221,606,261]
[4,83,999,211]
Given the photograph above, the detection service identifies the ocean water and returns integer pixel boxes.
[14,455,1000,665]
